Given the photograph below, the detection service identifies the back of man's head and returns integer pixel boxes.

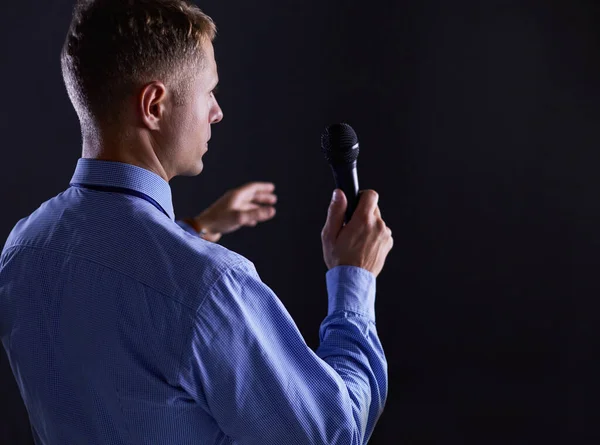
[61,0,216,132]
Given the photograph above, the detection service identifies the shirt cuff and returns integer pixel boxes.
[176,219,198,236]
[325,265,376,321]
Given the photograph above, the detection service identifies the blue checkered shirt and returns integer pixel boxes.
[0,158,387,444]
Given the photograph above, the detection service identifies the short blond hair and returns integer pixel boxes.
[61,0,216,128]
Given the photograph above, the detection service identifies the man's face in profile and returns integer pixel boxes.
[167,40,223,177]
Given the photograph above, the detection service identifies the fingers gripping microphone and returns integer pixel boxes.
[321,123,360,224]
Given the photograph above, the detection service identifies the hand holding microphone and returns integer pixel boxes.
[320,123,393,277]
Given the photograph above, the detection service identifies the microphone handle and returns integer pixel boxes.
[330,161,359,224]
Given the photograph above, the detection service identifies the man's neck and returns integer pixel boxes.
[82,134,171,183]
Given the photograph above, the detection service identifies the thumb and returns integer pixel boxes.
[322,189,347,242]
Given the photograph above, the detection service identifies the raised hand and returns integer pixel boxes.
[190,182,277,242]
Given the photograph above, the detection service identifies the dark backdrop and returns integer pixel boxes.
[3,0,600,443]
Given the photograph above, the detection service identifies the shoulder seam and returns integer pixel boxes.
[176,257,250,400]
[194,258,250,316]
[3,243,200,311]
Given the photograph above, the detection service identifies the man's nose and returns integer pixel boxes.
[211,103,223,124]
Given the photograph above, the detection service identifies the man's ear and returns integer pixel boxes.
[139,81,167,130]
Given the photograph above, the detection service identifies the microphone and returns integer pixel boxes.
[321,123,360,224]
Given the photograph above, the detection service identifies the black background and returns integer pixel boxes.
[3,0,600,443]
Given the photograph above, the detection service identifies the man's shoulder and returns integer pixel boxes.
[181,234,250,274]
[166,224,255,309]
[1,191,69,255]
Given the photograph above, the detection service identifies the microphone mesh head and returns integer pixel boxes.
[321,123,360,165]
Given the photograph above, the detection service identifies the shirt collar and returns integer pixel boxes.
[69,158,175,221]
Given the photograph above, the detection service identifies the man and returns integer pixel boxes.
[0,0,393,444]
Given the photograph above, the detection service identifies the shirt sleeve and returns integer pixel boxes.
[175,219,198,236]
[178,260,388,445]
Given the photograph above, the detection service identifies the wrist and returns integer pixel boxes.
[182,216,208,237]
[183,216,222,242]
[325,266,376,320]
